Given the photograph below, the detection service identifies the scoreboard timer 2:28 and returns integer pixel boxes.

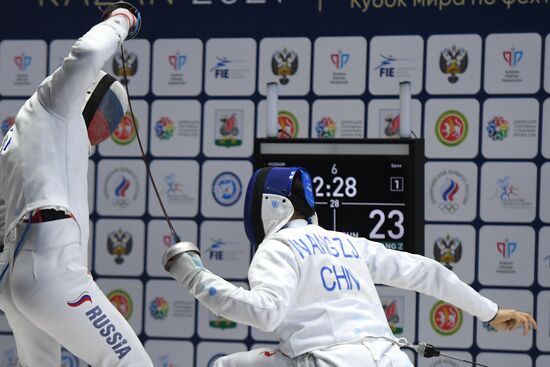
[255,138,424,255]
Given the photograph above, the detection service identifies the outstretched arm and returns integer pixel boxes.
[164,240,299,332]
[37,8,136,119]
[362,239,498,321]
[363,239,538,334]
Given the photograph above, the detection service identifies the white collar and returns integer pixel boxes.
[284,219,309,229]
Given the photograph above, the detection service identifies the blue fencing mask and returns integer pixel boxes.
[244,166,316,248]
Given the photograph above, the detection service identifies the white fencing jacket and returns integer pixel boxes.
[186,219,498,358]
[0,16,130,249]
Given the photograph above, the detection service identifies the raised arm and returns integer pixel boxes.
[37,9,136,119]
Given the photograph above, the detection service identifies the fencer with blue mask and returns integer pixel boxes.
[0,2,153,366]
[164,167,536,367]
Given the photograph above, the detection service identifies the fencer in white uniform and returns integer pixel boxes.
[164,166,536,367]
[0,3,153,366]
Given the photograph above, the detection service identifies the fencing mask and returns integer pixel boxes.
[244,166,316,248]
[83,71,129,145]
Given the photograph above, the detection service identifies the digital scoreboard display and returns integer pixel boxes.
[255,138,425,255]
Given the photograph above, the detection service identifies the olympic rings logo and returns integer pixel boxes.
[438,202,459,213]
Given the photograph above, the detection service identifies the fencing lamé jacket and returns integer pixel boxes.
[186,219,498,358]
[0,15,129,249]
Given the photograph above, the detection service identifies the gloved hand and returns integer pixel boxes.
[162,241,203,286]
[102,1,142,39]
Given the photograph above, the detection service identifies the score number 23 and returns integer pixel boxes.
[312,164,404,241]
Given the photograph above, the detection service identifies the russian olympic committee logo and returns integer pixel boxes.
[104,167,139,208]
[212,172,242,206]
[429,169,470,214]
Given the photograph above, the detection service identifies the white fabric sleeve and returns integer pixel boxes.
[0,194,5,247]
[185,240,299,332]
[362,239,498,322]
[36,15,131,119]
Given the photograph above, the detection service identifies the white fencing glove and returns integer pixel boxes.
[162,241,204,287]
[102,1,142,39]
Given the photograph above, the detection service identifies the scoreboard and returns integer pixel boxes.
[254,138,425,255]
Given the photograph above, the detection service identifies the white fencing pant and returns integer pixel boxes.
[0,219,153,367]
[214,340,414,367]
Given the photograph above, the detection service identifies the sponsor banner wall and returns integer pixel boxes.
[0,1,548,366]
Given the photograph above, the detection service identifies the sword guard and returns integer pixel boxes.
[162,241,200,271]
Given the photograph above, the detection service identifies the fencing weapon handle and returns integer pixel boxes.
[416,343,440,358]
[416,342,489,367]
[378,337,490,367]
